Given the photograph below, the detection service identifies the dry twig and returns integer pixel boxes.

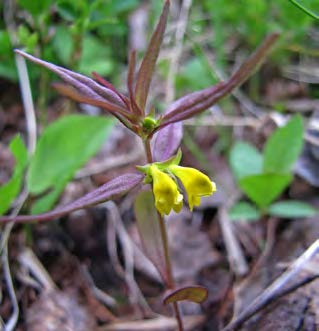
[222,239,319,331]
[105,201,155,317]
[219,207,249,277]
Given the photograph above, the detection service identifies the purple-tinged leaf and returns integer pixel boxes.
[59,67,126,107]
[0,173,143,224]
[134,190,167,284]
[163,285,208,305]
[52,83,133,124]
[134,0,170,112]
[151,122,183,162]
[92,72,130,108]
[127,51,143,116]
[15,50,126,108]
[159,33,279,129]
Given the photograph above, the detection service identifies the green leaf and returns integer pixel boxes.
[27,115,114,212]
[239,173,292,208]
[134,190,166,281]
[0,135,28,215]
[56,1,78,21]
[0,62,18,81]
[176,58,214,91]
[163,285,208,305]
[263,115,304,173]
[269,200,318,218]
[52,26,73,65]
[229,141,263,180]
[18,0,52,16]
[288,0,319,20]
[0,30,12,55]
[79,35,114,76]
[109,0,140,15]
[30,178,69,214]
[229,201,261,222]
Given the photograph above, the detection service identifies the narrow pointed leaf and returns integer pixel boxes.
[163,285,208,305]
[288,0,319,20]
[127,51,143,115]
[0,173,143,223]
[134,190,166,283]
[15,50,126,107]
[92,71,129,106]
[53,83,132,120]
[159,33,279,128]
[135,0,170,112]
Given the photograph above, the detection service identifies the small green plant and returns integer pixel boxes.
[0,115,114,216]
[0,1,280,329]
[229,115,318,222]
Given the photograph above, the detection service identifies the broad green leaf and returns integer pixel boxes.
[163,285,208,305]
[0,135,28,215]
[263,115,303,173]
[239,173,292,208]
[269,200,318,218]
[79,35,114,76]
[229,201,261,222]
[134,190,166,282]
[30,178,68,214]
[27,115,114,211]
[52,26,73,65]
[229,142,263,180]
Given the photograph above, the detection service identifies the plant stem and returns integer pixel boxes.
[157,211,184,331]
[144,139,153,164]
[157,211,174,287]
[144,139,184,331]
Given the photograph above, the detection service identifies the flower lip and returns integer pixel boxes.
[169,165,216,211]
[150,165,183,216]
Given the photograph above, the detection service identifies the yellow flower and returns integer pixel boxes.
[169,165,216,211]
[150,165,183,215]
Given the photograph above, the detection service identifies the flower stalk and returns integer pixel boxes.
[144,139,184,331]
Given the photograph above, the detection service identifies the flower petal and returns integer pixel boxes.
[150,165,183,215]
[169,165,216,211]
